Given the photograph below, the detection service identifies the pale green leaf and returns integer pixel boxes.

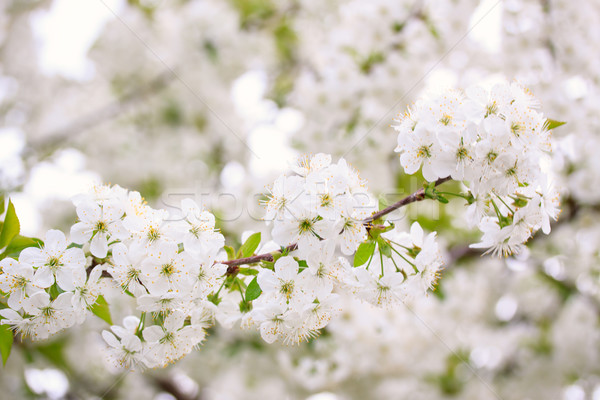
[240,232,261,258]
[90,295,112,325]
[245,277,262,302]
[0,200,19,249]
[354,241,376,267]
[0,323,13,366]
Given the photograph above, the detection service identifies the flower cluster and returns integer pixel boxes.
[1,184,225,368]
[246,242,348,344]
[0,230,94,340]
[394,83,561,256]
[352,222,443,307]
[1,109,558,368]
[265,153,377,256]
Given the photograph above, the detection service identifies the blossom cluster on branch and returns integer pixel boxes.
[0,83,561,371]
[394,83,561,256]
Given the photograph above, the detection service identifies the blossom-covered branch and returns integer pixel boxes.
[0,82,561,371]
[224,176,451,268]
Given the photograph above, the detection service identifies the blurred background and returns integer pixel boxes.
[1,0,600,399]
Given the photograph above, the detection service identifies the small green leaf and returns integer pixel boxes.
[0,323,13,366]
[423,182,437,200]
[48,283,63,300]
[544,119,566,131]
[224,246,236,261]
[90,295,112,325]
[0,200,20,249]
[2,236,43,259]
[240,232,261,258]
[377,238,392,258]
[436,194,449,204]
[245,277,262,302]
[0,194,5,216]
[238,267,259,276]
[354,241,376,267]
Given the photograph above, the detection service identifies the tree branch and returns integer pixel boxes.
[223,176,451,268]
[364,176,452,223]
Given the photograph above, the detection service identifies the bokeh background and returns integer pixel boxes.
[1,0,600,399]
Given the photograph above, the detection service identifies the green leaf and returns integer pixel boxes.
[354,241,376,267]
[245,277,262,302]
[423,182,436,200]
[240,232,261,258]
[238,267,259,276]
[2,236,43,259]
[544,119,566,131]
[436,194,449,204]
[48,283,63,300]
[224,246,236,261]
[377,238,392,258]
[0,323,13,366]
[0,194,5,216]
[90,295,112,325]
[0,200,20,249]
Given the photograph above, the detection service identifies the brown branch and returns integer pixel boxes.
[364,176,452,223]
[224,244,298,269]
[223,177,451,269]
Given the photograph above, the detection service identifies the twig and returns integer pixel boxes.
[223,177,451,268]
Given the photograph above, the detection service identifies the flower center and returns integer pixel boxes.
[95,220,107,233]
[46,257,62,271]
[456,146,469,161]
[41,306,55,320]
[439,114,452,126]
[13,276,28,290]
[280,281,295,299]
[485,101,498,117]
[147,227,161,243]
[320,194,332,208]
[160,331,175,345]
[161,263,176,277]
[510,122,523,137]
[298,219,314,234]
[417,145,432,159]
[316,263,326,278]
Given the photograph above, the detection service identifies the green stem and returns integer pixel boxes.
[436,191,471,201]
[495,193,515,214]
[388,240,418,273]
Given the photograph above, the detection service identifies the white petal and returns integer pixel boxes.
[90,235,109,259]
[275,256,299,281]
[44,230,68,253]
[142,326,164,343]
[70,222,92,244]
[102,330,121,348]
[33,266,54,288]
[76,202,101,223]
